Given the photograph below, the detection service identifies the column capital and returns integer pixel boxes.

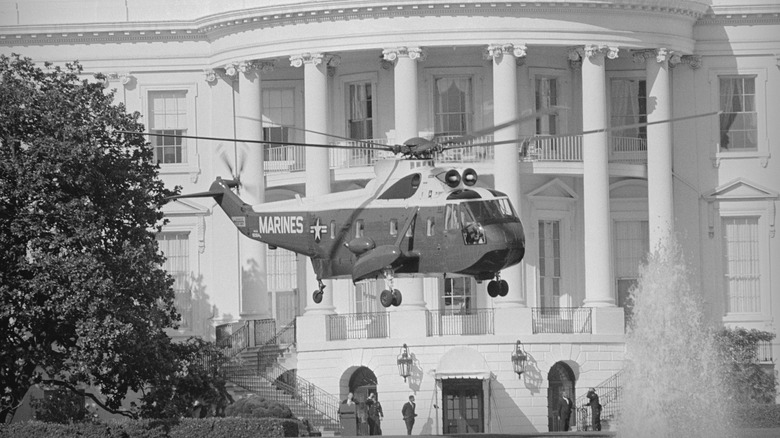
[290,53,339,68]
[583,44,619,60]
[676,54,702,70]
[105,72,133,87]
[204,69,217,84]
[631,48,681,65]
[382,46,426,63]
[486,43,527,61]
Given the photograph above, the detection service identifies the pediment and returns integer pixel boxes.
[161,198,210,216]
[704,178,779,201]
[528,178,578,201]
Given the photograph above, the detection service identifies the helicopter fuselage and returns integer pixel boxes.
[206,159,525,284]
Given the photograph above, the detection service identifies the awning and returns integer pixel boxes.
[435,346,493,380]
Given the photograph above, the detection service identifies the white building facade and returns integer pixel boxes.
[2,0,778,433]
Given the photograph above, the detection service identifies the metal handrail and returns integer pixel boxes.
[576,369,624,431]
[215,322,250,357]
[261,361,341,425]
[425,308,495,336]
[326,312,390,341]
[531,307,592,334]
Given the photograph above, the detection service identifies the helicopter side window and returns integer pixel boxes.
[355,220,364,238]
[427,218,435,236]
[378,173,422,200]
[390,219,398,237]
[445,204,461,230]
[330,220,336,239]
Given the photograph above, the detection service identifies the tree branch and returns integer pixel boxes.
[41,379,137,419]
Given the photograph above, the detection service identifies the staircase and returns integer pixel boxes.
[210,320,342,435]
[576,370,624,431]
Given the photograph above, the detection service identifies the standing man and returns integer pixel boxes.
[585,387,602,431]
[557,390,572,431]
[402,394,417,435]
[366,392,384,435]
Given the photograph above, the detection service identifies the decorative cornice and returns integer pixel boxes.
[0,2,712,46]
[105,72,133,86]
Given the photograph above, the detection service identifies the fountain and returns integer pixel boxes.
[619,238,732,437]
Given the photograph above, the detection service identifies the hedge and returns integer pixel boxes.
[0,417,301,438]
[731,404,780,428]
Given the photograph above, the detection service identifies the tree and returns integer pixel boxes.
[0,54,180,422]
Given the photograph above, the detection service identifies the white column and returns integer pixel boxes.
[489,43,527,308]
[383,46,426,310]
[233,60,270,320]
[292,53,336,314]
[580,45,617,307]
[645,49,674,252]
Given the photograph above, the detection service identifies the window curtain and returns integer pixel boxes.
[719,78,739,149]
[610,79,640,138]
[435,78,470,135]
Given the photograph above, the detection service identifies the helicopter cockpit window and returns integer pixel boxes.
[378,173,422,200]
[462,199,519,225]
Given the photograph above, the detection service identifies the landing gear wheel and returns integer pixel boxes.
[487,281,499,298]
[312,290,323,304]
[391,289,402,307]
[380,290,394,308]
[498,280,509,297]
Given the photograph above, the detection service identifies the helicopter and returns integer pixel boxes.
[124,109,718,307]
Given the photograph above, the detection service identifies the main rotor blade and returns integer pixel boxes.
[440,110,721,150]
[236,115,393,150]
[440,108,559,147]
[117,130,393,151]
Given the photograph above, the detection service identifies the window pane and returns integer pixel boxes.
[149,91,187,164]
[719,76,758,151]
[722,217,761,313]
[610,79,647,139]
[434,77,472,136]
[538,220,561,307]
[157,232,191,328]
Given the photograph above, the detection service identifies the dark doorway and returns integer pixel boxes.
[547,362,576,432]
[348,367,377,436]
[442,379,484,434]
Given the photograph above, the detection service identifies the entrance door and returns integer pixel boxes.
[442,379,483,434]
[547,362,576,432]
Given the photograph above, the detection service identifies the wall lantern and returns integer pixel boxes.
[511,340,527,377]
[397,344,413,382]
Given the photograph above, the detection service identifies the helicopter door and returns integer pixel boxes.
[444,204,468,269]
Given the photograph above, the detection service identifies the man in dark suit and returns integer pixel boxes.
[401,394,417,435]
[557,391,572,431]
[585,387,602,431]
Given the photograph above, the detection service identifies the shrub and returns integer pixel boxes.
[224,395,293,419]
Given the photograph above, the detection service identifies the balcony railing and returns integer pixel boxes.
[263,134,649,175]
[532,307,593,334]
[426,308,495,336]
[326,312,390,341]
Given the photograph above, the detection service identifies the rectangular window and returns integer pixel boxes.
[535,77,558,135]
[434,77,472,136]
[610,79,647,139]
[347,82,373,140]
[444,277,472,315]
[157,232,191,328]
[614,220,649,322]
[262,88,296,161]
[355,280,378,314]
[719,76,757,151]
[722,217,761,313]
[149,91,187,164]
[538,220,561,308]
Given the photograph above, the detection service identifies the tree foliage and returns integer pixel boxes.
[139,339,234,419]
[713,327,776,404]
[0,54,179,422]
